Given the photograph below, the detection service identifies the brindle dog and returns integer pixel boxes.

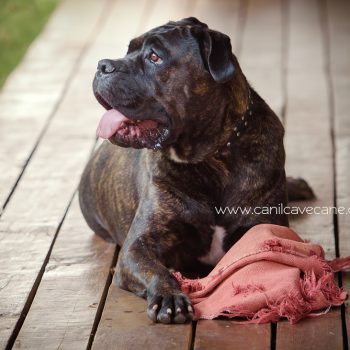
[79,17,314,324]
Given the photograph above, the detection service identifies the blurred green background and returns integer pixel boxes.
[0,0,59,88]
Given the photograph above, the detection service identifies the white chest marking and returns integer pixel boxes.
[198,226,226,266]
[169,147,188,163]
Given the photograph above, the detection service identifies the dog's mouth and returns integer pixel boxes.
[95,93,169,150]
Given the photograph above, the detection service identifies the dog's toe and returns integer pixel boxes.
[147,293,192,324]
[157,296,173,324]
[147,296,162,322]
[173,294,192,323]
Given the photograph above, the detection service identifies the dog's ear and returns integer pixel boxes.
[199,30,235,84]
[180,17,208,28]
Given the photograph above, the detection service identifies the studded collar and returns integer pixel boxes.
[215,89,253,157]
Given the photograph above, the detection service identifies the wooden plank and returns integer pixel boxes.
[194,320,270,350]
[0,0,127,347]
[0,0,108,212]
[190,0,241,53]
[91,1,198,348]
[276,311,342,350]
[276,0,342,348]
[191,0,285,348]
[239,0,284,116]
[283,0,334,255]
[328,2,350,247]
[327,0,350,347]
[8,0,153,348]
[92,286,192,350]
[143,0,195,30]
[233,1,283,344]
[0,0,157,346]
[12,197,116,350]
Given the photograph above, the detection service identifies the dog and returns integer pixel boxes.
[79,17,314,324]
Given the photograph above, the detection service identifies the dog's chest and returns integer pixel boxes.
[198,225,226,266]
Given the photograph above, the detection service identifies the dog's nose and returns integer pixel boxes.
[97,59,116,74]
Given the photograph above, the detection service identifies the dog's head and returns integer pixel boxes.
[93,17,249,162]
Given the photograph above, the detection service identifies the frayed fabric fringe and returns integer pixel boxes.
[174,224,349,324]
[248,271,347,324]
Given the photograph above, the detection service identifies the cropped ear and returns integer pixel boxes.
[201,30,235,83]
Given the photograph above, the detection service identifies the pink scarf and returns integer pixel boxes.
[174,224,350,323]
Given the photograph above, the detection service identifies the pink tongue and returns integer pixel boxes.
[96,109,128,139]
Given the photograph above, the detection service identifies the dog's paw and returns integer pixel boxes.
[147,292,193,324]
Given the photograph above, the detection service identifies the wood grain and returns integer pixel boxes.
[276,311,342,350]
[277,0,342,348]
[327,1,350,250]
[240,0,284,116]
[92,286,192,350]
[194,320,270,350]
[0,0,151,348]
[0,0,122,346]
[283,0,334,255]
[8,0,154,349]
[327,0,350,347]
[13,197,116,350]
[192,0,284,348]
[0,0,108,211]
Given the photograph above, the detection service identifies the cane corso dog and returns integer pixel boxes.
[79,17,314,324]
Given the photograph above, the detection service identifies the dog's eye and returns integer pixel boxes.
[149,51,162,64]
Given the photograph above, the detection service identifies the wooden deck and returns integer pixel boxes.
[0,0,349,349]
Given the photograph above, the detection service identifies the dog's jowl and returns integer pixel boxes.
[79,17,314,324]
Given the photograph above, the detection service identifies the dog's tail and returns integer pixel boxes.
[287,177,315,201]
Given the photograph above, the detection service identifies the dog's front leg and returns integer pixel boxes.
[114,219,193,324]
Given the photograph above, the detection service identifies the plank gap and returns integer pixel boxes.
[5,126,100,347]
[189,321,197,350]
[0,0,116,220]
[339,273,349,350]
[5,190,76,350]
[271,322,277,350]
[321,0,349,348]
[319,0,339,257]
[341,306,349,350]
[276,0,343,347]
[87,246,120,350]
